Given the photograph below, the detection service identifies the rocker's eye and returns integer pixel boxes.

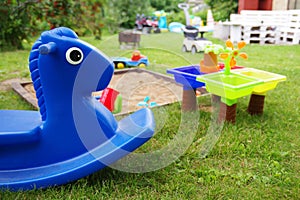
[66,47,83,65]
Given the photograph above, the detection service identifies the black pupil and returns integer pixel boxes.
[70,50,82,62]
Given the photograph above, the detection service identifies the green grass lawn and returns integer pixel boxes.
[0,31,299,199]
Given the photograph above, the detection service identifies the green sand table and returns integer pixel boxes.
[197,72,263,106]
[231,68,287,95]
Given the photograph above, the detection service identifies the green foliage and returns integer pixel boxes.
[76,0,106,39]
[0,0,39,50]
[103,0,185,33]
[204,0,238,21]
[38,0,81,29]
[34,0,105,36]
[0,0,107,51]
[104,0,129,33]
[167,10,186,25]
[150,0,182,13]
[0,0,240,50]
[193,9,209,25]
[104,0,152,33]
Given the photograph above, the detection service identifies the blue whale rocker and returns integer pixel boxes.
[0,27,155,190]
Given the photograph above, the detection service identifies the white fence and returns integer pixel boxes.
[214,10,300,45]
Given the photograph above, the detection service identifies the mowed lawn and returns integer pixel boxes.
[0,31,299,199]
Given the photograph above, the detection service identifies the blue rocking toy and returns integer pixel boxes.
[0,27,155,190]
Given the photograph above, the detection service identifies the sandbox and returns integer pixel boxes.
[12,68,191,115]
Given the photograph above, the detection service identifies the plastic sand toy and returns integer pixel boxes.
[231,68,286,115]
[200,44,224,73]
[231,68,287,95]
[168,39,286,123]
[167,65,206,111]
[167,65,206,89]
[0,27,155,191]
[112,50,149,69]
[197,40,259,104]
[197,40,286,122]
[181,25,213,54]
[197,71,263,106]
[98,88,122,114]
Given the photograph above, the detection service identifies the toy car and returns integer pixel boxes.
[182,38,212,54]
[181,25,212,54]
[112,50,149,69]
[135,14,160,34]
[112,57,149,69]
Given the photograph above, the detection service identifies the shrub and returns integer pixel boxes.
[0,0,107,51]
[204,0,238,22]
[104,0,152,33]
[0,0,39,50]
[167,10,186,25]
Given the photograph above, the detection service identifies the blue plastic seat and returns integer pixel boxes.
[0,27,155,191]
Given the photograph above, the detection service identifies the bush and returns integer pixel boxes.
[204,0,238,22]
[167,10,186,25]
[0,0,107,51]
[193,10,209,25]
[37,0,82,30]
[0,0,39,50]
[36,0,104,38]
[150,0,182,13]
[104,0,152,33]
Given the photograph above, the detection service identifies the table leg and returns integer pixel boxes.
[218,102,237,123]
[211,94,221,104]
[182,88,197,111]
[247,94,265,115]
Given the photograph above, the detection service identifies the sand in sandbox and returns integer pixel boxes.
[93,70,183,114]
[20,69,184,114]
[14,69,212,114]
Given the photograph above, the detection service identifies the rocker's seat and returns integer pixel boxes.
[182,25,199,40]
[0,107,155,191]
[0,110,42,145]
[113,107,155,151]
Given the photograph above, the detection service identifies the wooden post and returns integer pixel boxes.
[211,94,221,104]
[182,89,197,111]
[218,102,237,123]
[247,94,265,115]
